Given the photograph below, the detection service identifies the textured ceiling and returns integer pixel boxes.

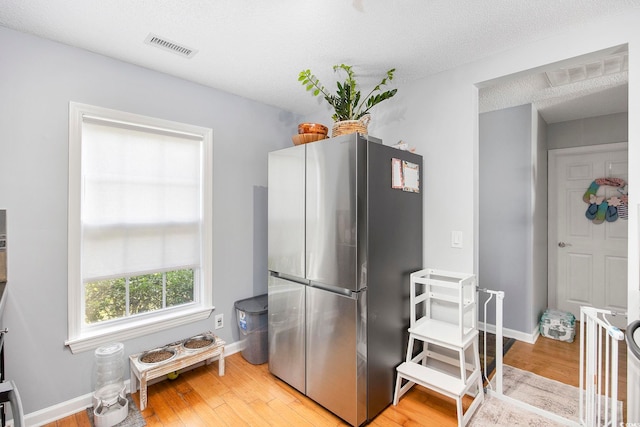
[1,0,638,122]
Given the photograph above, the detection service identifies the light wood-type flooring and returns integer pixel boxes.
[44,322,628,426]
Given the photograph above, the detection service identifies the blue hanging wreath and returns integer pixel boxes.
[583,178,628,224]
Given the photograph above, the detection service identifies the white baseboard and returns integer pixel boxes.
[24,386,124,427]
[23,341,243,427]
[479,322,539,344]
[221,339,243,356]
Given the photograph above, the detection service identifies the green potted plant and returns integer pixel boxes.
[298,64,397,137]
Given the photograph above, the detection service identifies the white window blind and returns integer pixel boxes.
[66,102,214,354]
[81,119,203,282]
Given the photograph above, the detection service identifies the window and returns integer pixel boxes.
[66,102,213,353]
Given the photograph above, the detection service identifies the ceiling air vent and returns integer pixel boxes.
[545,52,628,87]
[144,33,198,58]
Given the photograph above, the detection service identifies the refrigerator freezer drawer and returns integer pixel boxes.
[268,275,305,393]
[306,286,365,426]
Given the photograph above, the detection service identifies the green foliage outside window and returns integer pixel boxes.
[85,269,195,324]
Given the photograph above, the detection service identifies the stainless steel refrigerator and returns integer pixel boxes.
[267,133,423,426]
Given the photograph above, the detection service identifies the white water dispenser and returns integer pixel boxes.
[93,342,128,426]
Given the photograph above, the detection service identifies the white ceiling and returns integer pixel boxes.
[1,0,638,123]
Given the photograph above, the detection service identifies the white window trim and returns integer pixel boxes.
[66,102,214,354]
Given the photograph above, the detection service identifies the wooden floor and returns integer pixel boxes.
[503,322,627,408]
[45,323,628,427]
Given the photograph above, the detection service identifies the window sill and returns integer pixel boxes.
[65,306,215,354]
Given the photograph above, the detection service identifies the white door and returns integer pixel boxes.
[549,143,628,329]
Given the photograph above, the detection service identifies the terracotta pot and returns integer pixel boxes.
[297,123,328,136]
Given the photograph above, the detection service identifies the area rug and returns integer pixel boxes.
[469,365,623,426]
[478,331,515,379]
[86,394,146,427]
[469,394,568,427]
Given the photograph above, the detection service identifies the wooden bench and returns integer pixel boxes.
[129,335,225,410]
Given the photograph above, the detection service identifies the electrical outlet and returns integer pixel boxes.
[215,314,224,329]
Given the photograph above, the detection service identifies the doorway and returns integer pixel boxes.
[477,45,629,386]
[549,143,628,329]
[478,45,629,334]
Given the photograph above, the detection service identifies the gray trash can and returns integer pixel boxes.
[234,294,268,364]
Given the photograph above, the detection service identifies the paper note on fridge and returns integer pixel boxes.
[392,158,403,189]
[402,161,420,193]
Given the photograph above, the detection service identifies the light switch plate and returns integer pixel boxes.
[451,231,463,248]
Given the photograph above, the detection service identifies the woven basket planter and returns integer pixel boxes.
[331,115,371,137]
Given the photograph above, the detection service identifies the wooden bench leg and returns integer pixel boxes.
[218,350,225,376]
[130,367,138,394]
[139,375,148,411]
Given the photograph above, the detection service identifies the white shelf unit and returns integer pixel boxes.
[394,269,483,427]
[410,268,477,344]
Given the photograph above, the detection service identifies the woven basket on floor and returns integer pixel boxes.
[331,114,371,137]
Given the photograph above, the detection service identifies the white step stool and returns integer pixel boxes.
[393,269,484,426]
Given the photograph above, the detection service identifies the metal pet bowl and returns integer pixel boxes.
[182,333,216,351]
[138,346,177,365]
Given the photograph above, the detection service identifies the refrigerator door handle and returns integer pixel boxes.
[309,281,365,300]
[269,271,310,286]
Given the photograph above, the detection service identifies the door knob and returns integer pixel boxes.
[558,242,572,248]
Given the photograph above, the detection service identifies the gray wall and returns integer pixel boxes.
[479,108,626,336]
[532,109,548,331]
[0,26,298,414]
[547,112,628,149]
[479,104,548,335]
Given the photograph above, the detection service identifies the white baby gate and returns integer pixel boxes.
[579,306,625,427]
[479,289,624,426]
